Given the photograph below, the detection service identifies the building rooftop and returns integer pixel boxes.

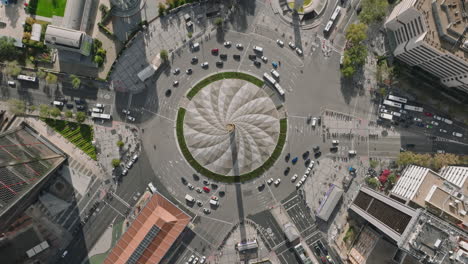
[425,185,467,226]
[316,184,343,221]
[439,166,468,189]
[45,26,83,49]
[391,165,431,201]
[104,193,191,264]
[0,123,66,217]
[415,0,468,62]
[348,226,380,264]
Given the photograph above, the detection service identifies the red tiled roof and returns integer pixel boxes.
[104,193,191,264]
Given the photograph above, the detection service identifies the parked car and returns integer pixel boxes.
[430,121,439,126]
[424,112,433,117]
[77,105,85,111]
[121,168,128,176]
[413,117,422,122]
[220,54,227,59]
[122,109,130,115]
[233,54,241,60]
[211,48,219,54]
[223,41,231,47]
[291,174,298,182]
[288,42,296,49]
[439,129,447,133]
[236,43,243,49]
[216,61,223,66]
[296,48,303,55]
[332,140,339,145]
[261,56,268,62]
[274,179,281,186]
[196,187,202,193]
[203,180,210,185]
[277,39,284,46]
[186,68,193,74]
[248,54,257,60]
[173,68,180,74]
[191,57,198,63]
[127,116,136,122]
[173,81,179,86]
[292,157,298,164]
[203,208,211,214]
[201,62,209,68]
[267,178,274,185]
[211,196,218,201]
[203,186,210,192]
[453,132,463,138]
[253,61,261,67]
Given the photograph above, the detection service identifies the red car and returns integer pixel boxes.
[424,112,433,117]
[203,186,211,192]
[211,48,219,54]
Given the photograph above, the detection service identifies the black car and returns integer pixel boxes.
[314,151,322,158]
[284,167,290,175]
[203,180,210,185]
[313,245,321,256]
[216,61,223,67]
[316,241,328,255]
[233,54,241,60]
[305,158,311,166]
[66,103,74,109]
[313,146,320,152]
[75,99,85,104]
[406,143,415,148]
[302,151,310,159]
[181,177,187,184]
[191,57,198,64]
[248,54,257,60]
[211,183,218,189]
[258,183,265,190]
[253,61,261,67]
[186,68,193,74]
[285,153,291,162]
[76,105,86,111]
[330,146,338,152]
[220,54,227,59]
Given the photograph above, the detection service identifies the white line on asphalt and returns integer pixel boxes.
[198,215,234,225]
[104,202,125,217]
[141,108,174,122]
[111,192,131,208]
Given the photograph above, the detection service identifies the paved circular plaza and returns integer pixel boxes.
[182,78,281,176]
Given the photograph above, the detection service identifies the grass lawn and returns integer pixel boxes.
[43,119,97,160]
[29,0,67,18]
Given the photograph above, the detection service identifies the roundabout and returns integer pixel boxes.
[176,72,287,182]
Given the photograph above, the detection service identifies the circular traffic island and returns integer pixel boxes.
[176,72,287,183]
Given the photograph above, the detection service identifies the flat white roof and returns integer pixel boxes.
[439,166,468,189]
[31,24,42,42]
[391,165,430,200]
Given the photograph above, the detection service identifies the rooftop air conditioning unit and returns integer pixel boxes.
[460,210,467,216]
[449,202,455,207]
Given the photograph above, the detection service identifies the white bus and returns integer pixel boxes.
[387,94,408,104]
[330,6,341,21]
[404,105,424,112]
[91,112,111,120]
[383,99,402,108]
[380,113,393,120]
[324,21,334,34]
[17,75,36,82]
[274,83,285,96]
[263,73,285,96]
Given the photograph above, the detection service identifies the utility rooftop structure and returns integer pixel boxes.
[44,25,92,56]
[385,0,468,94]
[0,122,66,232]
[105,193,191,264]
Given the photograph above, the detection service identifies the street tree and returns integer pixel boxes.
[6,61,21,77]
[158,3,166,16]
[50,107,61,118]
[111,159,121,168]
[365,177,380,189]
[75,111,86,123]
[65,110,73,119]
[37,69,47,79]
[8,99,26,115]
[70,74,81,89]
[116,140,124,148]
[214,17,224,27]
[359,0,389,24]
[345,23,367,45]
[46,73,58,84]
[160,49,168,62]
[432,153,459,171]
[39,104,51,118]
[0,36,20,61]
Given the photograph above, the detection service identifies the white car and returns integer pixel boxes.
[173,81,179,86]
[288,42,296,49]
[201,62,209,68]
[430,121,439,126]
[127,116,135,122]
[267,178,274,185]
[305,168,311,175]
[453,132,463,138]
[274,179,281,186]
[291,174,298,182]
[434,115,443,121]
[332,140,339,145]
[437,150,445,154]
[413,117,422,122]
[122,109,130,115]
[173,68,180,74]
[196,187,202,193]
[187,183,194,190]
[301,176,306,182]
[439,129,447,133]
[223,41,231,47]
[296,182,302,188]
[348,150,357,155]
[126,160,134,169]
[194,257,199,263]
[261,56,268,62]
[188,255,194,262]
[200,256,206,264]
[95,103,104,108]
[121,168,128,176]
[380,109,389,114]
[277,39,284,46]
[308,160,315,169]
[295,48,303,55]
[236,43,243,49]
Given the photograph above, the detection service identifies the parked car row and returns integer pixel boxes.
[121,154,138,176]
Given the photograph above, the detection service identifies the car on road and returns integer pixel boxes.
[191,57,198,63]
[223,41,231,47]
[200,256,206,264]
[203,180,210,185]
[253,61,261,67]
[173,68,180,74]
[285,153,291,162]
[291,174,298,182]
[187,183,194,190]
[203,186,210,192]
[413,117,422,122]
[267,178,274,185]
[211,48,219,54]
[424,112,433,117]
[453,132,463,138]
[440,129,447,133]
[248,54,257,60]
[430,121,439,126]
[211,196,218,201]
[186,68,192,74]
[61,250,68,258]
[127,116,135,122]
[313,146,320,152]
[277,39,284,46]
[196,187,202,193]
[201,62,209,68]
[173,81,179,86]
[296,48,303,55]
[274,179,281,186]
[261,56,268,62]
[122,109,130,115]
[288,42,296,49]
[284,167,290,175]
[233,54,241,60]
[434,115,443,121]
[203,208,211,214]
[332,140,339,145]
[121,168,128,176]
[216,61,223,67]
[196,200,203,206]
[292,157,298,164]
[220,54,227,59]
[236,43,243,49]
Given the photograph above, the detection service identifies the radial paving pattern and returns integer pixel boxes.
[183,79,280,176]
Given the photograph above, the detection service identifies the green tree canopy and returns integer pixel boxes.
[65,110,73,118]
[345,23,368,45]
[46,73,58,84]
[158,3,166,16]
[116,140,124,148]
[8,99,26,115]
[160,49,168,62]
[214,17,224,27]
[37,69,47,79]
[70,74,81,89]
[111,159,121,168]
[50,107,61,117]
[359,0,389,24]
[0,37,20,61]
[75,111,86,123]
[6,61,21,77]
[39,104,51,118]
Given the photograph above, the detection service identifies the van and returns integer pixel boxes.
[453,132,463,138]
[185,194,195,203]
[209,199,219,206]
[311,117,317,127]
[53,101,64,106]
[443,118,453,125]
[253,46,263,53]
[271,69,280,79]
[95,103,104,108]
[7,81,15,87]
[348,150,357,155]
[131,154,138,162]
[391,111,401,117]
[92,108,103,113]
[148,182,157,193]
[191,42,200,51]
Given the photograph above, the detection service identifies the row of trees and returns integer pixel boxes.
[7,99,87,123]
[341,23,368,77]
[396,151,465,171]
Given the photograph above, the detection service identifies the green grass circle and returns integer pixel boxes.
[177,72,287,183]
